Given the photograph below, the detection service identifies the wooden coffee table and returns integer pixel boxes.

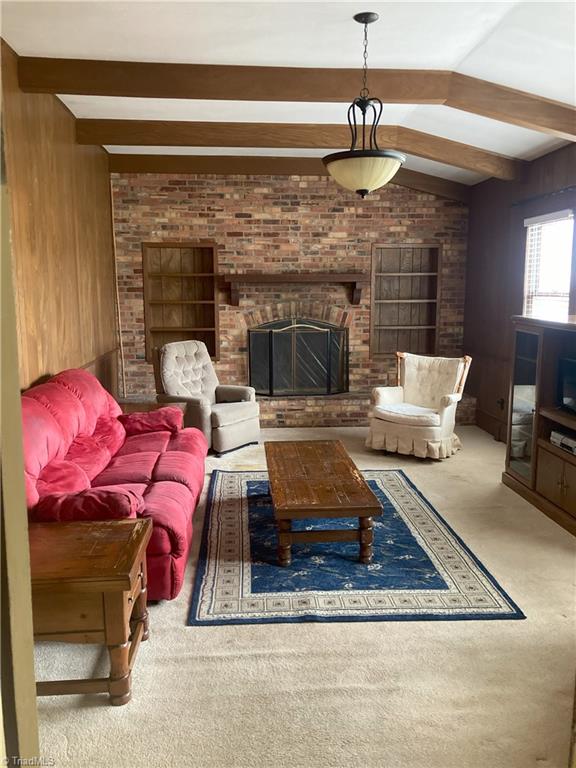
[29,518,152,706]
[264,440,382,566]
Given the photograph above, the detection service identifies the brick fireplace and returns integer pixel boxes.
[111,172,474,427]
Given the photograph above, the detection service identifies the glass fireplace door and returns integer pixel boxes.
[293,328,330,394]
[248,318,348,396]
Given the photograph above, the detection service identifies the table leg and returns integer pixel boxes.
[108,641,131,706]
[359,517,374,564]
[278,519,292,566]
[130,564,149,642]
[104,592,132,706]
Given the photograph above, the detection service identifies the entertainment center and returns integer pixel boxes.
[503,316,576,533]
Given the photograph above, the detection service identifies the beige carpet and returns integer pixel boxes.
[34,427,576,768]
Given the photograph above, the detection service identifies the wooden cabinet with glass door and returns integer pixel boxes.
[506,327,540,486]
[503,316,576,534]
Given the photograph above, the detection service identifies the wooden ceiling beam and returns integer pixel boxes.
[396,127,518,180]
[18,56,576,138]
[106,153,471,203]
[448,74,575,142]
[77,119,357,149]
[77,119,518,179]
[18,57,450,103]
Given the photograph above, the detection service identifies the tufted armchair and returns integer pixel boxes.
[154,340,260,454]
[366,352,472,460]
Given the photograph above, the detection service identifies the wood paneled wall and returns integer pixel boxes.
[1,41,118,389]
[464,143,576,438]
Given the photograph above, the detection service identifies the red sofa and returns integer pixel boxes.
[21,368,208,600]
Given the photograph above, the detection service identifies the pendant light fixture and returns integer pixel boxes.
[323,12,406,198]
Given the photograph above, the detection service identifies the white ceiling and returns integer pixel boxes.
[2,2,518,68]
[2,1,574,185]
[3,1,574,101]
[61,96,418,125]
[62,95,568,161]
[104,144,485,183]
[457,1,576,103]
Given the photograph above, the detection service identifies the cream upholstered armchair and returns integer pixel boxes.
[366,352,472,459]
[154,340,260,454]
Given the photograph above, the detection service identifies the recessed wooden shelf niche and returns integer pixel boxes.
[142,242,219,360]
[370,245,441,356]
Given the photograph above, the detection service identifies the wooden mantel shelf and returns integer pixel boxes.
[222,272,370,306]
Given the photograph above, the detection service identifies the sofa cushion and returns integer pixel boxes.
[210,400,259,428]
[64,435,112,481]
[92,451,160,486]
[166,428,209,454]
[32,484,145,522]
[52,368,122,428]
[118,407,184,436]
[153,451,206,496]
[25,381,89,444]
[93,416,126,454]
[116,431,172,456]
[37,460,90,497]
[372,403,441,427]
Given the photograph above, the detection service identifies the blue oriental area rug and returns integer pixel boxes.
[188,470,524,625]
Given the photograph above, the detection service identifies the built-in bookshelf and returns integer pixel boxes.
[142,242,219,361]
[370,244,440,356]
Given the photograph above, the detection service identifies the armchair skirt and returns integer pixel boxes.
[366,418,462,459]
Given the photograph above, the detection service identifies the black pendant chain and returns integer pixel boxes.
[360,22,370,99]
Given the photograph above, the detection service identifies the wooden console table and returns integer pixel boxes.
[30,519,152,706]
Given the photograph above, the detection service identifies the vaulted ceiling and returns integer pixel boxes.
[2,1,575,200]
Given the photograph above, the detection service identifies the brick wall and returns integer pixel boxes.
[111,173,470,424]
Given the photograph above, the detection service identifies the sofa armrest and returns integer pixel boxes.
[371,386,404,407]
[118,406,184,435]
[32,486,144,522]
[216,385,256,403]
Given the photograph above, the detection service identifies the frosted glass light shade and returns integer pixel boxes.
[323,149,406,197]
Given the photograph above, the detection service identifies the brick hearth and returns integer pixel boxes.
[258,392,476,428]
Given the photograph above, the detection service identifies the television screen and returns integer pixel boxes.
[559,358,576,414]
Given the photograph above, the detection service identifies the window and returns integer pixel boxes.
[523,210,575,322]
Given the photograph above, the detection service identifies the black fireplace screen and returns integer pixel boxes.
[248,318,349,396]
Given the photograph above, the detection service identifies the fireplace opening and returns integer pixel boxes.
[248,318,349,396]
